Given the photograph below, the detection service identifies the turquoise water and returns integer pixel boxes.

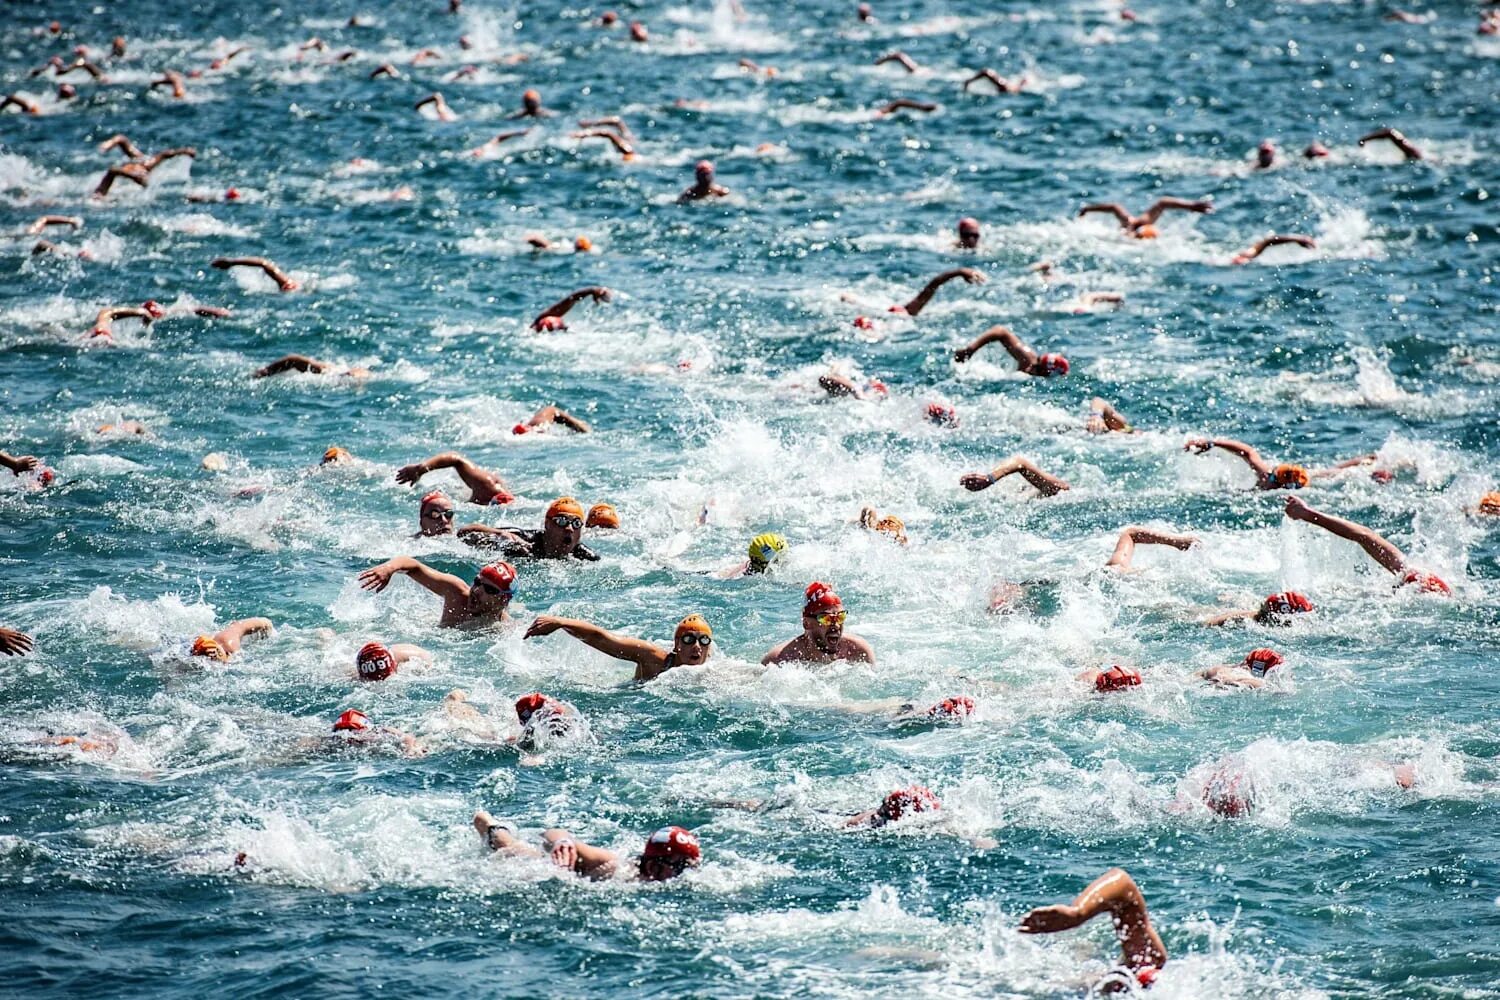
[3,0,1498,996]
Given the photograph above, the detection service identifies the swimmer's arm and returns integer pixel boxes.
[1140,197,1213,223]
[59,60,106,80]
[1087,398,1132,433]
[0,626,34,656]
[571,544,601,562]
[97,134,146,159]
[215,617,272,655]
[456,524,521,548]
[1185,438,1272,481]
[532,286,612,328]
[901,267,984,316]
[1019,867,1167,972]
[1077,203,1132,228]
[845,635,877,665]
[396,453,504,498]
[1195,665,1264,688]
[818,373,863,399]
[760,640,794,665]
[524,615,666,673]
[1,94,41,114]
[144,147,197,170]
[1,451,40,474]
[963,456,1070,496]
[1241,234,1316,261]
[1202,609,1255,626]
[254,354,328,378]
[962,68,1010,92]
[540,829,617,877]
[578,117,633,139]
[211,256,298,291]
[545,407,591,433]
[1359,127,1423,160]
[389,643,430,665]
[873,50,919,72]
[358,556,470,602]
[953,324,1033,367]
[876,98,938,115]
[844,809,881,828]
[25,215,83,234]
[1105,526,1199,570]
[1283,496,1407,574]
[574,130,635,157]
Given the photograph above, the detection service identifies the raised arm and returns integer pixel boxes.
[97,134,146,159]
[877,98,938,116]
[396,452,505,499]
[93,163,150,197]
[214,617,273,655]
[1019,868,1167,974]
[1234,234,1315,263]
[143,147,197,170]
[961,456,1070,496]
[1184,437,1273,481]
[900,267,984,316]
[874,50,919,72]
[962,68,1014,92]
[573,130,635,158]
[254,354,328,378]
[0,451,40,475]
[1283,495,1406,574]
[524,615,667,675]
[531,286,611,330]
[211,256,299,291]
[96,306,154,327]
[578,116,634,140]
[526,404,591,433]
[58,60,106,80]
[1359,127,1423,161]
[25,215,83,234]
[358,556,470,602]
[1139,197,1213,224]
[1105,526,1199,570]
[1077,203,1132,228]
[0,94,42,115]
[953,324,1033,367]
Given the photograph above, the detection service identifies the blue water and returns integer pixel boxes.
[3,0,1498,996]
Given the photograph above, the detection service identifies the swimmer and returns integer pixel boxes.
[1182,437,1375,490]
[960,456,1070,497]
[212,256,299,291]
[1077,196,1213,238]
[369,63,401,79]
[889,267,985,317]
[467,128,530,157]
[1304,141,1331,159]
[874,50,920,72]
[859,507,908,545]
[25,215,82,235]
[357,557,518,628]
[1,451,40,476]
[1359,127,1423,161]
[845,785,940,828]
[1196,648,1284,688]
[411,48,444,65]
[891,696,976,724]
[90,305,155,339]
[149,71,186,98]
[678,160,729,202]
[858,3,876,22]
[189,617,274,661]
[111,36,126,57]
[458,496,601,561]
[1080,664,1144,692]
[1019,868,1167,991]
[956,216,981,249]
[396,452,514,505]
[207,47,249,71]
[1470,491,1500,517]
[320,446,352,466]
[1105,526,1200,571]
[953,325,1069,376]
[733,532,788,576]
[473,812,700,881]
[876,98,938,116]
[252,354,371,378]
[523,612,714,682]
[818,372,888,400]
[95,420,147,435]
[1087,398,1135,434]
[0,94,41,115]
[91,147,195,198]
[414,92,457,121]
[737,58,777,77]
[0,626,34,656]
[961,68,1026,93]
[512,692,581,743]
[629,21,649,43]
[530,286,612,331]
[1255,140,1277,170]
[573,129,637,160]
[762,581,876,666]
[328,709,425,756]
[1283,495,1452,595]
[1203,590,1315,627]
[512,404,591,435]
[97,134,146,159]
[508,88,550,119]
[579,116,635,141]
[415,491,456,537]
[353,640,429,682]
[587,503,619,529]
[1230,233,1316,265]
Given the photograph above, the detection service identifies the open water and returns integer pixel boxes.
[1,0,1498,996]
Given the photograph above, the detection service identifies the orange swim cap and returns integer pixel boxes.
[1135,224,1159,240]
[322,446,351,465]
[674,614,712,642]
[1479,491,1500,515]
[874,515,907,543]
[546,496,586,521]
[586,502,620,528]
[1272,464,1309,489]
[574,236,593,252]
[191,635,227,660]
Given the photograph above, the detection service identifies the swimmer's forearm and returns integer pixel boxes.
[1206,439,1269,475]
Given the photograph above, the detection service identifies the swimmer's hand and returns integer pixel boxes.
[394,461,429,485]
[952,346,976,363]
[959,472,995,492]
[0,627,34,656]
[1018,904,1083,934]
[523,615,565,639]
[358,563,398,592]
[2,453,40,474]
[549,837,578,870]
[953,267,986,285]
[1183,438,1212,454]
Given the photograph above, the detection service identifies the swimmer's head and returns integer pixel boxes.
[1400,570,1451,596]
[1304,141,1330,159]
[695,159,714,181]
[1243,647,1284,678]
[877,785,940,824]
[601,10,618,26]
[332,709,370,732]
[1094,665,1142,693]
[1035,353,1070,377]
[57,83,76,100]
[225,188,241,201]
[514,692,550,724]
[747,532,787,571]
[873,515,908,545]
[356,642,397,681]
[419,491,455,535]
[925,402,958,428]
[472,561,517,610]
[1256,590,1314,623]
[957,216,981,249]
[534,314,565,332]
[1271,464,1309,490]
[522,88,541,113]
[803,582,846,645]
[190,635,228,661]
[853,316,875,330]
[1134,224,1159,240]
[928,696,975,719]
[140,299,165,318]
[1479,491,1500,516]
[638,826,700,880]
[1203,767,1254,818]
[586,503,620,529]
[544,497,585,546]
[574,236,592,252]
[673,614,713,665]
[322,446,352,465]
[1257,141,1276,168]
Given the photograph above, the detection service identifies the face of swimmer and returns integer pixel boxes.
[468,575,513,615]
[543,510,584,553]
[803,607,846,652]
[673,621,713,666]
[419,496,455,536]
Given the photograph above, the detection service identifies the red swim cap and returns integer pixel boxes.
[512,423,530,435]
[420,491,447,508]
[641,826,701,865]
[142,299,165,319]
[514,692,551,723]
[803,581,843,615]
[1243,647,1284,677]
[1400,570,1451,596]
[477,561,517,593]
[534,314,565,332]
[225,188,240,201]
[1095,665,1143,692]
[1203,768,1252,817]
[925,402,958,427]
[929,696,975,718]
[1135,966,1159,987]
[487,488,516,505]
[853,316,874,330]
[1037,353,1069,376]
[356,642,397,681]
[333,709,370,732]
[877,785,940,822]
[1261,591,1313,617]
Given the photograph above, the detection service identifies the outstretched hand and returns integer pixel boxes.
[954,268,986,285]
[549,838,579,870]
[1018,904,1081,934]
[358,565,395,592]
[959,472,993,492]
[0,627,34,656]
[524,615,564,639]
[394,462,427,485]
[1183,438,1211,454]
[1284,495,1311,520]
